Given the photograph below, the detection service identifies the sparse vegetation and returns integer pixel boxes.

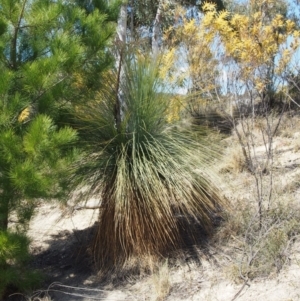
[1,0,300,300]
[216,119,300,284]
[220,195,300,281]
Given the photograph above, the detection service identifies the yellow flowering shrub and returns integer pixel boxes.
[165,0,300,102]
[163,5,219,99]
[201,0,300,94]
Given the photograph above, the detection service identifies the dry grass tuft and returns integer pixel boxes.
[275,113,300,138]
[26,294,53,301]
[292,135,300,152]
[30,297,52,301]
[216,199,255,242]
[152,260,171,301]
[219,192,300,281]
[219,142,247,174]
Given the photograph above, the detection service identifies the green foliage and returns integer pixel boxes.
[129,0,226,29]
[0,231,41,299]
[0,111,77,298]
[0,0,116,118]
[74,54,226,270]
[0,0,117,227]
[0,18,7,37]
[76,0,122,21]
[0,0,117,296]
[0,114,78,231]
[11,116,77,196]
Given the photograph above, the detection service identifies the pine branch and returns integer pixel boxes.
[11,0,28,70]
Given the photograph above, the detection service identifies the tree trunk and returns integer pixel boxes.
[10,0,28,70]
[115,4,127,131]
[0,198,9,231]
[117,4,127,44]
[152,1,163,58]
[130,0,134,40]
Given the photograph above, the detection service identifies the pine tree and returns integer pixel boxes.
[0,0,117,297]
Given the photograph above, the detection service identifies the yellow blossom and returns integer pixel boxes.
[286,20,295,32]
[18,107,31,123]
[159,48,176,79]
[272,15,284,28]
[202,2,217,12]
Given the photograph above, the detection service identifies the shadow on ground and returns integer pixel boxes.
[4,215,220,301]
[5,223,105,301]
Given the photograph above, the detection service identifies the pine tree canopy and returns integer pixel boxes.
[0,0,117,119]
[0,0,118,231]
[0,1,118,296]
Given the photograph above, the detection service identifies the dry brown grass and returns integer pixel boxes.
[219,142,247,174]
[218,192,300,282]
[26,294,53,301]
[292,134,300,152]
[274,113,300,138]
[152,260,171,301]
[213,110,300,283]
[218,159,300,283]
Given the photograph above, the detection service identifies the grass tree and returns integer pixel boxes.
[74,54,227,270]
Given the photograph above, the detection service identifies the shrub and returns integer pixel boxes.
[0,231,40,299]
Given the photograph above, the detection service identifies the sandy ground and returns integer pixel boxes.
[20,128,300,301]
[26,202,300,301]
